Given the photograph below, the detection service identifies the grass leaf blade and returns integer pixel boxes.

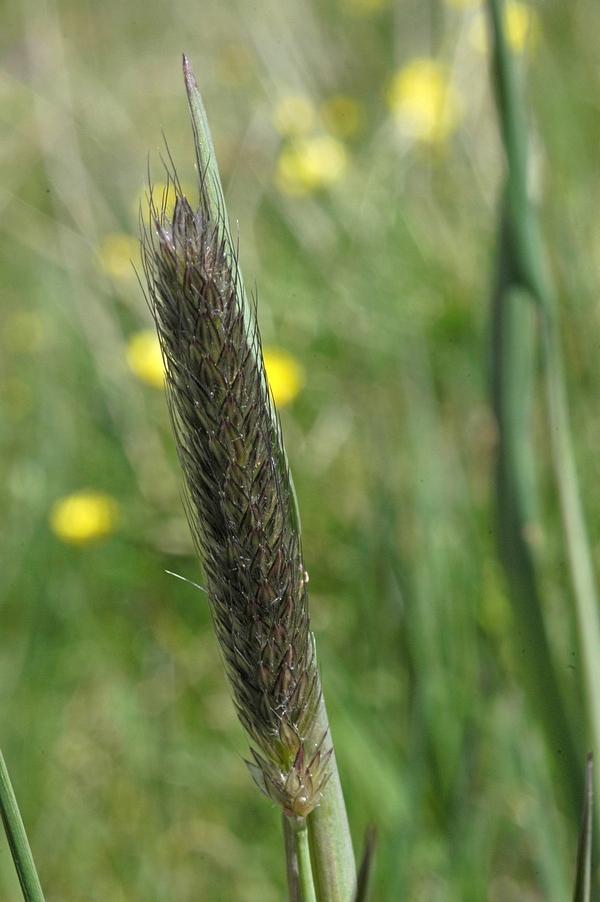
[0,749,45,902]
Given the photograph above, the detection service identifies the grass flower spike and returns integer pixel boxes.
[141,57,356,901]
[141,59,331,821]
[142,153,327,820]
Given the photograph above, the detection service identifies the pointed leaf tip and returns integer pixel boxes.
[181,54,222,225]
[182,53,198,99]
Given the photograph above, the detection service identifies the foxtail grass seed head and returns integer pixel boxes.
[140,57,330,818]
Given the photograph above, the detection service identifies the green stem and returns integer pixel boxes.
[491,258,583,814]
[283,813,302,902]
[488,0,600,815]
[572,753,593,902]
[307,696,357,902]
[0,749,45,902]
[542,322,600,807]
[287,815,318,902]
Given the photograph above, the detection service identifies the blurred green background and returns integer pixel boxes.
[1,0,600,899]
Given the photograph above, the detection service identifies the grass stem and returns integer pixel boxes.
[287,815,318,902]
[488,0,600,818]
[0,749,45,902]
[307,696,356,902]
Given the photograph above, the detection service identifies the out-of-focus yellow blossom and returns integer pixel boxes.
[136,182,194,223]
[2,311,45,354]
[216,43,255,88]
[273,95,316,138]
[505,1,540,52]
[320,96,362,139]
[339,0,389,16]
[126,330,165,388]
[469,2,540,54]
[97,233,139,279]
[387,59,462,144]
[276,135,348,197]
[50,491,120,545]
[263,348,305,407]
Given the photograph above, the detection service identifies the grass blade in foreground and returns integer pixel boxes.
[488,0,600,816]
[0,749,46,902]
[141,56,356,902]
[354,825,377,902]
[572,754,593,902]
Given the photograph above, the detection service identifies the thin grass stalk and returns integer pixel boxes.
[287,815,318,902]
[307,697,356,902]
[572,753,593,902]
[490,240,583,812]
[354,825,377,902]
[487,8,583,816]
[283,814,303,902]
[142,56,356,902]
[487,0,600,816]
[0,749,46,902]
[542,317,600,812]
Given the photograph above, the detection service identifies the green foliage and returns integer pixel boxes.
[0,0,598,900]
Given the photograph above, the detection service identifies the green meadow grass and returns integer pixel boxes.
[1,0,599,899]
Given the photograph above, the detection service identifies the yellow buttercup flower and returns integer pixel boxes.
[320,96,362,139]
[505,1,539,53]
[126,330,165,388]
[273,95,316,138]
[387,59,462,144]
[136,182,194,223]
[50,492,120,545]
[263,348,305,407]
[276,135,348,197]
[97,233,139,279]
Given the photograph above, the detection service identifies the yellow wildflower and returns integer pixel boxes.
[387,59,462,144]
[2,311,45,354]
[505,1,539,52]
[97,233,139,279]
[263,348,305,407]
[126,330,165,388]
[136,182,194,223]
[320,96,362,139]
[50,491,120,545]
[469,2,540,54]
[273,95,316,138]
[276,135,348,197]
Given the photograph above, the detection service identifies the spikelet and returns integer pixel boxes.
[139,58,330,818]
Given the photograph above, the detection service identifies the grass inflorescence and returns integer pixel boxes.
[140,166,330,818]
